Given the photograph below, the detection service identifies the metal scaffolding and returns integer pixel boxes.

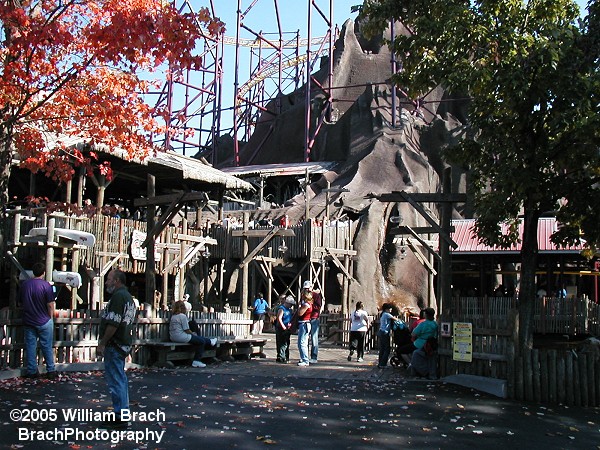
[148,0,336,166]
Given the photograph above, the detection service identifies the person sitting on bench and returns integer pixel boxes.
[169,301,217,368]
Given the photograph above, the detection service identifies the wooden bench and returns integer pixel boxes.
[144,337,268,368]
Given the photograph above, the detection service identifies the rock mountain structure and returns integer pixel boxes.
[221,20,469,313]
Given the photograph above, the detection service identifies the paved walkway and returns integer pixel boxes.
[201,333,412,382]
[1,333,598,449]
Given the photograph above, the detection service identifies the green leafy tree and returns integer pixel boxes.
[358,0,600,350]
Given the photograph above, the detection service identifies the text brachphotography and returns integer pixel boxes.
[18,427,165,444]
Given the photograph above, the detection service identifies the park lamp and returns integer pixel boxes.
[278,239,288,254]
[399,238,407,260]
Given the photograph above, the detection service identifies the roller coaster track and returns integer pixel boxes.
[229,33,335,118]
[194,27,333,119]
[237,54,308,100]
[218,33,329,49]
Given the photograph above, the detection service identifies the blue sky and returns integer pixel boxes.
[212,1,359,39]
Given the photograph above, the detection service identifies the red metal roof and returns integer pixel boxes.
[451,218,586,254]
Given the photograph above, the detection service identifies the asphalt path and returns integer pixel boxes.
[1,338,598,449]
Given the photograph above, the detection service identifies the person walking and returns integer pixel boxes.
[251,292,269,335]
[377,303,398,368]
[274,295,295,363]
[348,301,369,362]
[97,269,137,429]
[296,291,313,366]
[20,262,57,379]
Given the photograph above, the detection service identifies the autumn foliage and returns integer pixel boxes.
[0,0,224,186]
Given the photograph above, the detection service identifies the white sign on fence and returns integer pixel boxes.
[453,322,473,363]
[130,230,161,261]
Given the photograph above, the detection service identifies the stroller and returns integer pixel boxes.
[389,319,412,367]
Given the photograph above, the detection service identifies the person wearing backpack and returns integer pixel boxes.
[274,295,296,363]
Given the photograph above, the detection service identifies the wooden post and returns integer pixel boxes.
[241,212,249,315]
[325,180,331,220]
[161,271,168,311]
[29,172,36,197]
[96,175,106,208]
[178,218,187,299]
[9,208,21,309]
[145,174,156,306]
[251,257,256,302]
[428,250,435,309]
[440,167,452,314]
[70,220,81,309]
[342,252,350,315]
[76,167,85,207]
[219,258,225,305]
[100,215,109,302]
[90,274,100,311]
[320,256,326,311]
[65,179,72,204]
[203,255,209,305]
[45,217,55,282]
[267,247,273,308]
[305,167,310,221]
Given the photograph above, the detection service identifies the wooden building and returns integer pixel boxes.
[3,151,358,314]
[449,218,596,302]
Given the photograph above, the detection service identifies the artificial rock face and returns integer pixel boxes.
[231,20,467,313]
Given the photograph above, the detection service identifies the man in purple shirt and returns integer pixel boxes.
[20,262,57,379]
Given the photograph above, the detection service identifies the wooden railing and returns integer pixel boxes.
[321,313,379,351]
[0,308,252,369]
[9,210,356,275]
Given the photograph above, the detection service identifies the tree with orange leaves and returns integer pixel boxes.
[0,0,224,205]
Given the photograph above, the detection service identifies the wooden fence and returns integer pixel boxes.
[440,296,600,406]
[0,308,252,369]
[509,347,600,406]
[323,298,600,406]
[452,295,600,336]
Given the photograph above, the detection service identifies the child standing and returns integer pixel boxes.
[377,303,397,368]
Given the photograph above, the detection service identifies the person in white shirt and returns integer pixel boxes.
[347,301,369,362]
[169,301,216,368]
